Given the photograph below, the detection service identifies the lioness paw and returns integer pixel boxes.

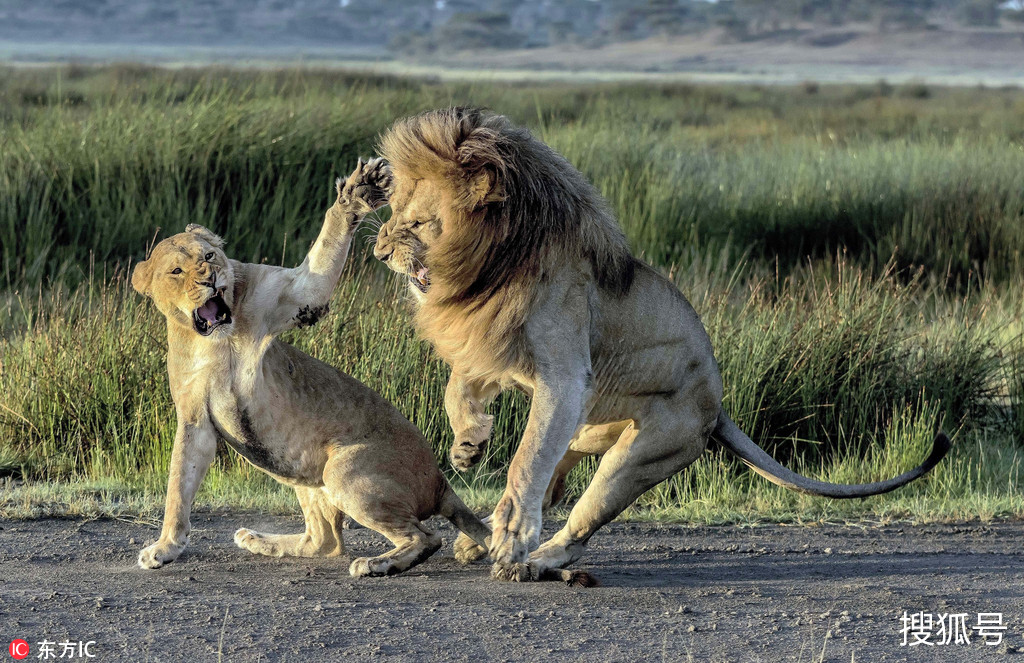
[349,556,396,578]
[453,532,488,564]
[336,157,393,214]
[233,527,257,550]
[137,540,184,570]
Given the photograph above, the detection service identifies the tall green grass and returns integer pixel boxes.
[0,65,1021,521]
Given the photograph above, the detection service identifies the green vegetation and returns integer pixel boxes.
[0,65,1021,523]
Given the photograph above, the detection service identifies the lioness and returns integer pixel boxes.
[131,158,490,577]
[372,108,951,582]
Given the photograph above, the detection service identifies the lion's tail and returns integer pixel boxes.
[438,484,491,550]
[713,412,951,498]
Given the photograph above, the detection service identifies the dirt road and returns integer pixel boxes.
[1,515,1022,662]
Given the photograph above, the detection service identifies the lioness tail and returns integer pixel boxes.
[713,413,951,499]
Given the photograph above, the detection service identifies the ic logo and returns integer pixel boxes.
[8,640,29,660]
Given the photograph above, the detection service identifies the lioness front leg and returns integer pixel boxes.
[445,373,500,471]
[138,419,216,569]
[489,372,591,582]
[261,157,393,336]
[235,487,345,558]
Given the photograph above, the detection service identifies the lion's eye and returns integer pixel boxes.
[205,252,214,261]
[171,267,183,275]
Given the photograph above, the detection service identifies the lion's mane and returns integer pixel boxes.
[379,108,636,377]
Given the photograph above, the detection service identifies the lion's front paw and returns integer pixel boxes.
[450,439,487,472]
[490,560,537,582]
[137,539,184,570]
[336,157,393,215]
[487,495,539,568]
[453,532,488,564]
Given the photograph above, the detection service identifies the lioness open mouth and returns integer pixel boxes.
[409,267,430,293]
[193,294,232,336]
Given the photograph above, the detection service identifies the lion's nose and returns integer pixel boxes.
[373,242,393,263]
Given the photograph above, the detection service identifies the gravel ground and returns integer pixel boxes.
[1,515,1022,662]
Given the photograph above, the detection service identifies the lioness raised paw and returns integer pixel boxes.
[137,539,185,570]
[336,157,393,215]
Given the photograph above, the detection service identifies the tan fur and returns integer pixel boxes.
[133,158,489,577]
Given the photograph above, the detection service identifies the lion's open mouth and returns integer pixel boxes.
[193,294,232,336]
[409,267,430,293]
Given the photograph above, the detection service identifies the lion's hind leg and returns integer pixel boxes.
[235,486,345,558]
[347,520,442,578]
[528,397,714,578]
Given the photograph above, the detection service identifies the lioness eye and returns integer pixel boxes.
[205,252,214,261]
[171,267,183,275]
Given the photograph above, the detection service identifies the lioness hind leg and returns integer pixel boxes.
[348,521,441,578]
[235,486,345,558]
[528,399,714,577]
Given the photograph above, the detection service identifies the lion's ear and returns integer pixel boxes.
[185,224,224,248]
[466,168,505,208]
[131,260,153,297]
[457,126,507,209]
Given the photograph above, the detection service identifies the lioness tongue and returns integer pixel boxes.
[197,300,219,323]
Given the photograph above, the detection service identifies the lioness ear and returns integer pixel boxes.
[185,224,224,249]
[131,260,153,297]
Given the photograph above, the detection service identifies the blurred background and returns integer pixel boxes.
[2,0,1024,84]
[0,1,1022,524]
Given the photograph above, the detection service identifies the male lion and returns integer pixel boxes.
[372,108,951,582]
[131,158,490,577]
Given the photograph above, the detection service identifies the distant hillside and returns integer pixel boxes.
[2,0,1023,53]
[2,0,1023,83]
